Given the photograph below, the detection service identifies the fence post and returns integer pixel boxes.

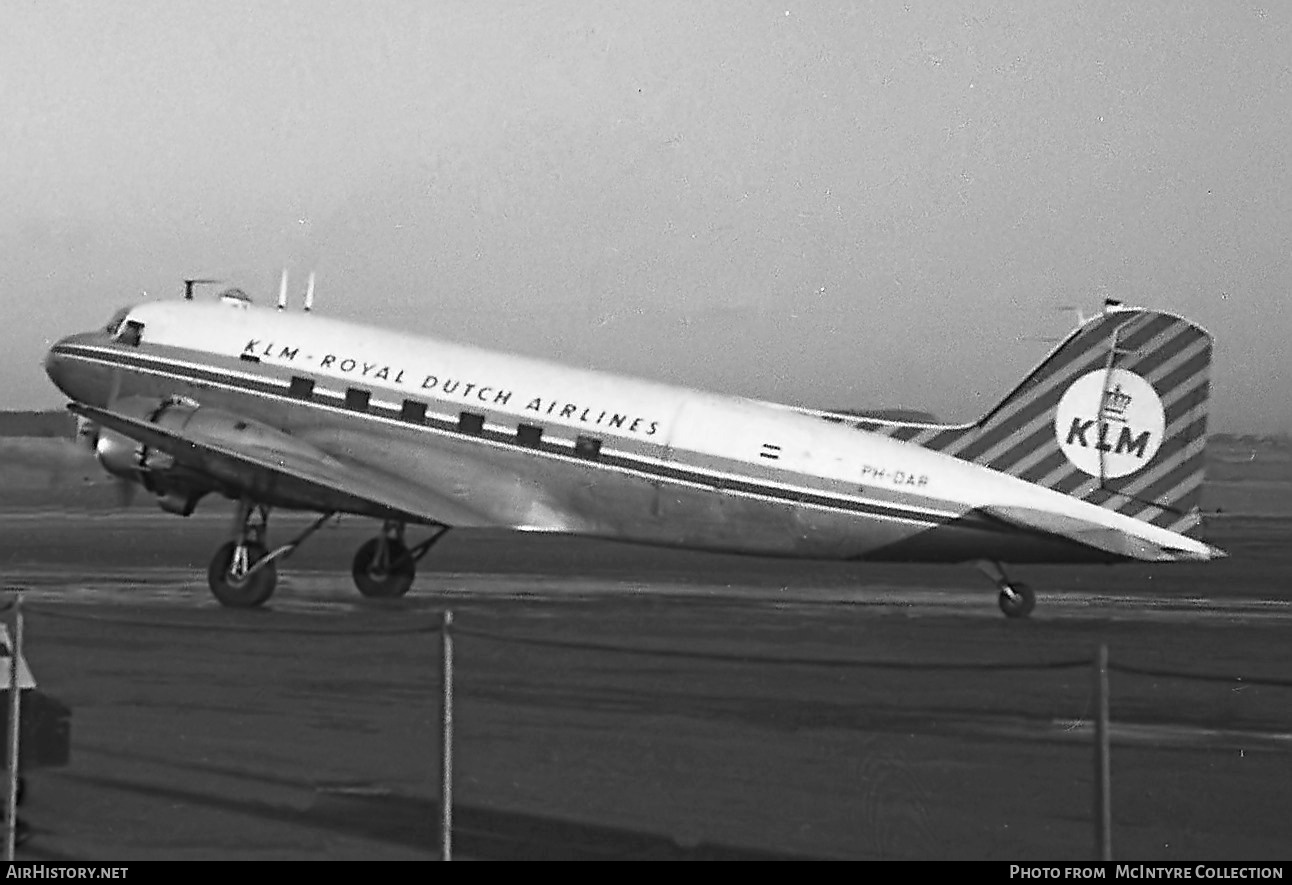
[1093,643,1112,860]
[4,594,22,862]
[440,609,454,861]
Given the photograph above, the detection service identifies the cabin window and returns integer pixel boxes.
[117,320,144,347]
[458,411,485,434]
[516,424,543,448]
[574,435,602,459]
[288,376,315,400]
[344,388,371,411]
[400,399,427,424]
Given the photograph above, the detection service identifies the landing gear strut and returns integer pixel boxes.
[351,521,448,599]
[208,502,276,608]
[206,503,335,608]
[976,560,1036,619]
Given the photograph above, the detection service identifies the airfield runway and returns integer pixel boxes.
[0,508,1289,860]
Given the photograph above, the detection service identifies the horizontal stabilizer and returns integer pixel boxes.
[979,505,1224,563]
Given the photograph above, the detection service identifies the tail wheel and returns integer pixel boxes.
[208,541,277,608]
[352,538,416,598]
[998,582,1036,619]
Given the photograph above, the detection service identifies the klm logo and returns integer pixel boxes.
[1064,419,1153,459]
[1063,385,1152,459]
[1054,373,1165,479]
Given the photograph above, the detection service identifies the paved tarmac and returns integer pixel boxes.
[1,508,1289,860]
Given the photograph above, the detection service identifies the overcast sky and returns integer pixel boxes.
[3,1,1288,431]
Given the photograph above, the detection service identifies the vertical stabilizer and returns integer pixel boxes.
[846,307,1212,536]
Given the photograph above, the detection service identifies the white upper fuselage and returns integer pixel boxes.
[47,295,1216,563]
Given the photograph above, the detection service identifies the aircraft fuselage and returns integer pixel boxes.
[45,297,1213,566]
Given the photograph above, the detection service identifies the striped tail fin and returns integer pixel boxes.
[843,306,1212,537]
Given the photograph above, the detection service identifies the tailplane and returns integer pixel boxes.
[840,305,1212,537]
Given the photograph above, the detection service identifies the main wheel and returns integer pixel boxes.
[208,541,277,608]
[998,582,1036,619]
[352,538,416,598]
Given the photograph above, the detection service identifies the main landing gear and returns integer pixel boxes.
[976,560,1036,619]
[206,501,337,608]
[205,503,449,608]
[207,502,280,608]
[351,521,448,599]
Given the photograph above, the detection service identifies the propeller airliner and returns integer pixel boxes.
[44,282,1223,617]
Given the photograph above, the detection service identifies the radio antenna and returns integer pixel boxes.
[183,278,221,301]
[277,269,288,311]
[304,271,315,312]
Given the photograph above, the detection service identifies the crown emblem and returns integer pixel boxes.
[1100,383,1133,421]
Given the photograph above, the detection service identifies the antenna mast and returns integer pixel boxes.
[183,278,221,301]
[304,271,315,312]
[277,269,288,311]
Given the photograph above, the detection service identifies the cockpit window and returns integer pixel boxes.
[103,308,131,337]
[118,320,144,346]
[103,308,143,345]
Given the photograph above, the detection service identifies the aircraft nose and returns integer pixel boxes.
[44,337,70,390]
[44,331,99,398]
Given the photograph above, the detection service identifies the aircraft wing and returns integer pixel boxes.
[70,402,498,528]
[978,505,1221,562]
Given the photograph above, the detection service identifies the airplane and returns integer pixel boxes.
[43,282,1223,618]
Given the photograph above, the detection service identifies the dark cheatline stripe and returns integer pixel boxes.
[58,344,977,529]
[891,426,924,442]
[69,347,292,398]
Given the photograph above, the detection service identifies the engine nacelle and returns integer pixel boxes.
[90,398,178,482]
[92,426,147,482]
[88,397,205,514]
[84,395,325,515]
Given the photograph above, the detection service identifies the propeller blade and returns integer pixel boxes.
[74,417,99,452]
[114,478,139,508]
